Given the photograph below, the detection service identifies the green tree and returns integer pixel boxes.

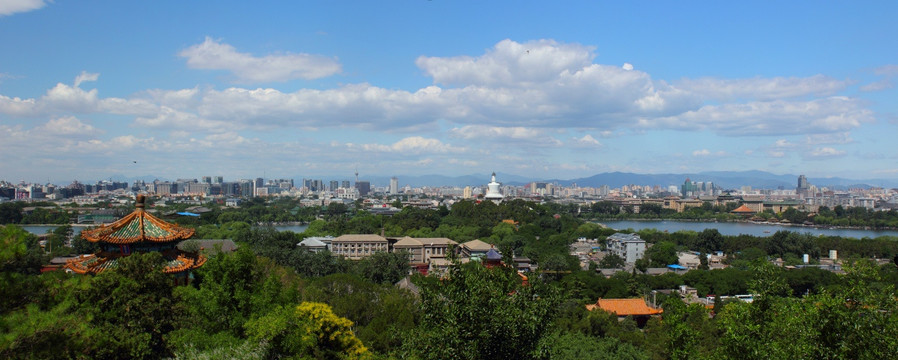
[78,252,181,359]
[536,331,648,360]
[402,262,560,359]
[645,241,678,267]
[598,253,626,269]
[0,203,23,224]
[352,251,410,284]
[245,302,369,359]
[696,228,724,254]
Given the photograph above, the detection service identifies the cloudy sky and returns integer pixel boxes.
[1,1,897,184]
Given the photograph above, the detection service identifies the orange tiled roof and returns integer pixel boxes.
[64,251,206,275]
[80,195,195,244]
[586,298,663,316]
[731,204,755,214]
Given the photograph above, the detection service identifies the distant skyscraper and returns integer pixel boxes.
[341,180,350,189]
[202,176,212,184]
[213,176,223,184]
[356,181,370,196]
[303,179,323,192]
[390,177,399,195]
[797,175,810,199]
[330,180,339,191]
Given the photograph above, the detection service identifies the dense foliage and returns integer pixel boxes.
[3,195,898,359]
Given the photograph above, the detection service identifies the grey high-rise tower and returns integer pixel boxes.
[797,175,810,199]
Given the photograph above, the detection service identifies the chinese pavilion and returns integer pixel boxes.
[65,194,205,284]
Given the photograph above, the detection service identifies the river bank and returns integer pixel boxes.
[591,217,898,232]
[596,219,898,239]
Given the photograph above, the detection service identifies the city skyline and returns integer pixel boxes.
[2,2,897,182]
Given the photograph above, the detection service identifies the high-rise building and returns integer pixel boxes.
[797,175,810,199]
[330,180,339,191]
[303,179,323,192]
[390,177,399,195]
[356,181,370,196]
[341,180,350,189]
[202,176,212,184]
[213,176,223,184]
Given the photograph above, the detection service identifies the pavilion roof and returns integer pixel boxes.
[80,195,195,244]
[64,250,206,275]
[461,239,493,252]
[731,204,756,213]
[586,298,663,316]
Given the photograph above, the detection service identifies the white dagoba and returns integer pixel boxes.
[484,172,504,202]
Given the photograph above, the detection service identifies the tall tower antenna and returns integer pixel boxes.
[355,166,359,184]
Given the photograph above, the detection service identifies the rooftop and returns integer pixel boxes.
[332,234,388,243]
[80,194,195,244]
[586,298,663,316]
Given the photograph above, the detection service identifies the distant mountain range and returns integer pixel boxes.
[94,171,898,190]
[378,171,898,190]
[549,171,898,190]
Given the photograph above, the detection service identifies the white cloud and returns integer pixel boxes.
[571,134,601,148]
[449,125,563,148]
[861,65,898,92]
[0,94,38,116]
[179,37,342,83]
[195,84,445,130]
[808,147,845,158]
[74,71,99,87]
[676,75,848,101]
[860,79,892,92]
[622,63,634,71]
[0,0,47,16]
[450,125,542,140]
[347,136,463,154]
[448,158,480,167]
[652,97,873,136]
[41,83,100,112]
[35,116,99,136]
[774,139,795,148]
[692,149,726,157]
[416,39,595,87]
[874,64,898,76]
[0,37,883,170]
[806,132,852,145]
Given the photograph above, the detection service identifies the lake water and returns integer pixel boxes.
[21,225,86,237]
[272,224,309,233]
[598,220,898,239]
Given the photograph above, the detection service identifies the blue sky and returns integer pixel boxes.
[1,1,897,184]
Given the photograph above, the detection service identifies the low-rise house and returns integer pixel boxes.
[331,234,388,260]
[392,237,458,264]
[418,237,457,262]
[393,237,426,263]
[460,239,493,258]
[513,257,533,272]
[428,257,470,276]
[586,298,663,327]
[677,251,701,269]
[606,233,646,264]
[298,236,334,253]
